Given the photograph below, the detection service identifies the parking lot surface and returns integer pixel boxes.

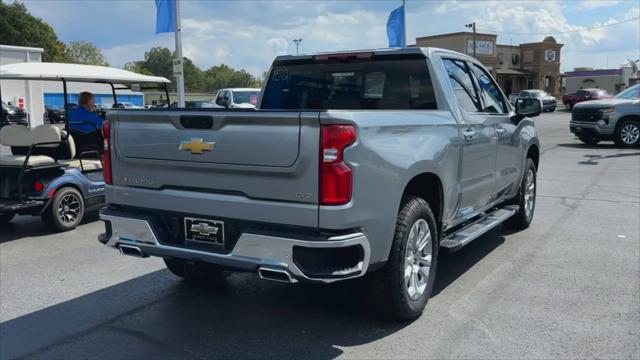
[1,110,638,359]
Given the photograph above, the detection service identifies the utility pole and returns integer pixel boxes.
[174,0,185,107]
[402,0,407,48]
[293,38,303,55]
[465,22,476,58]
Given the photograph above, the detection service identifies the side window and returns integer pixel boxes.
[470,64,507,114]
[215,92,225,105]
[442,58,480,113]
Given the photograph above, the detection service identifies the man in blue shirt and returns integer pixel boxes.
[68,92,103,133]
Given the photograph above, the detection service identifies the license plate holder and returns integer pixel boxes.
[184,217,224,245]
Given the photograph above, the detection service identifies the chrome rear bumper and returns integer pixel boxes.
[100,212,370,283]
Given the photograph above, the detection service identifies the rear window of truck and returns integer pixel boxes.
[261,59,437,110]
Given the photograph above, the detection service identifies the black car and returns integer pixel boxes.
[518,90,557,112]
[44,104,65,123]
[1,101,28,127]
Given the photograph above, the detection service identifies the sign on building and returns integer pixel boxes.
[467,39,494,55]
[545,50,556,62]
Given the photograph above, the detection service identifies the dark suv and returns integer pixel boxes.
[1,101,28,127]
[518,90,557,112]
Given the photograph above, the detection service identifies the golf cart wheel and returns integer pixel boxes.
[0,213,15,225]
[42,187,85,231]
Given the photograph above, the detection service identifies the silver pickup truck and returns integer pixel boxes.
[98,47,541,320]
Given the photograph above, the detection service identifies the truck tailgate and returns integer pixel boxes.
[108,110,320,208]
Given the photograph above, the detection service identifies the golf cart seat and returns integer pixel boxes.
[0,124,101,171]
[0,125,61,167]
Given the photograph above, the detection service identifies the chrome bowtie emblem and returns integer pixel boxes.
[179,138,215,154]
[190,222,219,236]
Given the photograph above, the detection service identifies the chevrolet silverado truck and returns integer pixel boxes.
[98,48,542,320]
[570,84,640,146]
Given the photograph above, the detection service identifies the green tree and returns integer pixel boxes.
[142,47,174,80]
[0,2,70,62]
[64,41,109,66]
[123,61,153,76]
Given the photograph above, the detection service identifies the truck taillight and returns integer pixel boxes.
[102,120,112,185]
[320,124,356,205]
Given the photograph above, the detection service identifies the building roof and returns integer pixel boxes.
[565,69,622,77]
[0,62,170,84]
[416,31,497,40]
[0,44,44,53]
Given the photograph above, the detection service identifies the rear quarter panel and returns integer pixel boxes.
[319,110,462,263]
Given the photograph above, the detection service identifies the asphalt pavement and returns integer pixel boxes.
[1,110,639,359]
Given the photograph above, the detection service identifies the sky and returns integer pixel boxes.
[16,0,640,76]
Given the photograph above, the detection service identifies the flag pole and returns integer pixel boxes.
[174,0,185,107]
[402,0,406,48]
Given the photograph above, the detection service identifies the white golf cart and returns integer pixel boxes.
[0,62,170,230]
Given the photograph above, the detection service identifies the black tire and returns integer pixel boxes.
[614,119,640,147]
[578,136,600,146]
[42,187,85,231]
[0,212,15,225]
[507,158,537,230]
[164,258,225,284]
[371,197,439,321]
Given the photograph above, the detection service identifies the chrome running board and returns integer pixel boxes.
[441,205,518,251]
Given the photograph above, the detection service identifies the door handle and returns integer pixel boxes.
[496,127,507,135]
[463,129,475,140]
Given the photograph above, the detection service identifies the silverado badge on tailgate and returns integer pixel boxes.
[179,138,215,154]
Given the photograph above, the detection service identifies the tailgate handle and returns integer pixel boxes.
[180,116,213,129]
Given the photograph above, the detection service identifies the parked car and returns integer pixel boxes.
[517,90,557,112]
[570,84,640,146]
[213,88,260,108]
[98,47,542,320]
[1,101,28,127]
[563,88,613,110]
[44,104,65,123]
[186,100,218,108]
[112,102,144,109]
[508,93,519,105]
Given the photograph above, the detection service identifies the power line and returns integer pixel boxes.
[477,16,639,36]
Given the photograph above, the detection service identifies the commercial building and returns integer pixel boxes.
[415,32,563,98]
[564,64,639,94]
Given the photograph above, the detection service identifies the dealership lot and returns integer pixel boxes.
[1,110,638,359]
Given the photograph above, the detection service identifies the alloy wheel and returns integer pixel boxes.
[404,219,432,301]
[620,123,640,145]
[57,193,81,225]
[524,169,536,219]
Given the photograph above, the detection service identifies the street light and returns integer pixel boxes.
[293,38,303,55]
[465,22,476,58]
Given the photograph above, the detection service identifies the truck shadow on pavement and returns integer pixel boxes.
[0,209,100,244]
[0,229,507,359]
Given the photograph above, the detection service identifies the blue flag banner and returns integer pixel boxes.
[387,5,405,48]
[155,0,175,34]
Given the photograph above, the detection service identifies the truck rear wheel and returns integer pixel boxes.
[42,187,85,231]
[372,197,438,320]
[164,258,225,284]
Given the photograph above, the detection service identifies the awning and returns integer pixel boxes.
[495,68,535,76]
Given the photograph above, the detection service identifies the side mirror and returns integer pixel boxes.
[515,98,541,118]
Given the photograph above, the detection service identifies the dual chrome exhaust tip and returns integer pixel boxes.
[117,245,296,283]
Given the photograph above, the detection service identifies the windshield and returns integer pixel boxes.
[615,85,640,100]
[261,58,437,110]
[232,91,260,105]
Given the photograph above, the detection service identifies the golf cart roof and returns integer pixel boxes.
[0,62,170,84]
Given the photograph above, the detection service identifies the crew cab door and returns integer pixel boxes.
[442,58,497,216]
[468,62,520,202]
